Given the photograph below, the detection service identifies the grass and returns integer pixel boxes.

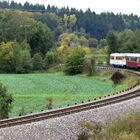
[78,112,140,140]
[0,71,136,117]
[92,47,108,65]
[94,54,108,65]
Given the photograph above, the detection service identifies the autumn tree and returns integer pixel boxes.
[59,33,79,48]
[63,14,77,32]
[0,42,14,72]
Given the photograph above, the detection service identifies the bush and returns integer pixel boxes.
[111,71,124,84]
[64,47,85,75]
[0,83,13,119]
[32,53,44,70]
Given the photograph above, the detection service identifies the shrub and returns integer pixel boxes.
[64,47,85,75]
[0,83,13,119]
[111,71,124,84]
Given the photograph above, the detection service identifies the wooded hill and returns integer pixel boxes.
[0,0,140,40]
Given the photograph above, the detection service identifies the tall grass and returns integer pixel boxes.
[78,113,140,140]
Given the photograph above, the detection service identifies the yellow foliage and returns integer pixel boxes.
[15,10,34,17]
[57,43,65,52]
[78,46,91,53]
[0,42,13,61]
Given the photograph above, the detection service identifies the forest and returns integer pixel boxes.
[0,1,140,73]
[0,0,140,39]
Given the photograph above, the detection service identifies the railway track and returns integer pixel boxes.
[0,66,140,129]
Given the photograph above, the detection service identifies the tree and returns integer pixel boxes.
[16,50,33,73]
[64,47,85,75]
[117,29,138,52]
[88,38,98,48]
[107,31,118,54]
[99,39,108,48]
[59,33,79,48]
[28,22,54,55]
[69,14,77,32]
[0,42,14,72]
[32,53,44,70]
[79,36,88,46]
[63,14,77,32]
[0,83,13,119]
[12,41,33,73]
[44,51,58,68]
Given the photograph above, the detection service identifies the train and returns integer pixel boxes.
[110,53,140,70]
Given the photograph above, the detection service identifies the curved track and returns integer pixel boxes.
[0,66,140,129]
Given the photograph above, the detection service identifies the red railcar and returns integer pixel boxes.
[126,54,140,69]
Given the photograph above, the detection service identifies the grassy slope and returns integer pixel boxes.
[79,112,140,140]
[0,72,136,117]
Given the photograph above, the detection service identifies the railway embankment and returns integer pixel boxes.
[0,86,140,140]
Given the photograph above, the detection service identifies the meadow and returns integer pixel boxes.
[0,72,135,117]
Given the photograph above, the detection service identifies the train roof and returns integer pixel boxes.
[110,53,140,57]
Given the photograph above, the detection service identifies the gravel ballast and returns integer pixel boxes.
[0,96,140,140]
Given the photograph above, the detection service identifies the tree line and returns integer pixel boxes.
[0,1,140,40]
[107,29,140,54]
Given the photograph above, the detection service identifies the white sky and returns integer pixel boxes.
[13,0,140,16]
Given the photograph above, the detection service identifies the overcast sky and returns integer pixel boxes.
[14,0,140,16]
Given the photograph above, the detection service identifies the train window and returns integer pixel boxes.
[130,57,137,61]
[125,56,129,60]
[137,57,140,62]
[116,56,123,60]
[110,56,114,59]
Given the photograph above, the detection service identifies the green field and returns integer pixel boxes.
[95,54,108,64]
[0,72,132,117]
